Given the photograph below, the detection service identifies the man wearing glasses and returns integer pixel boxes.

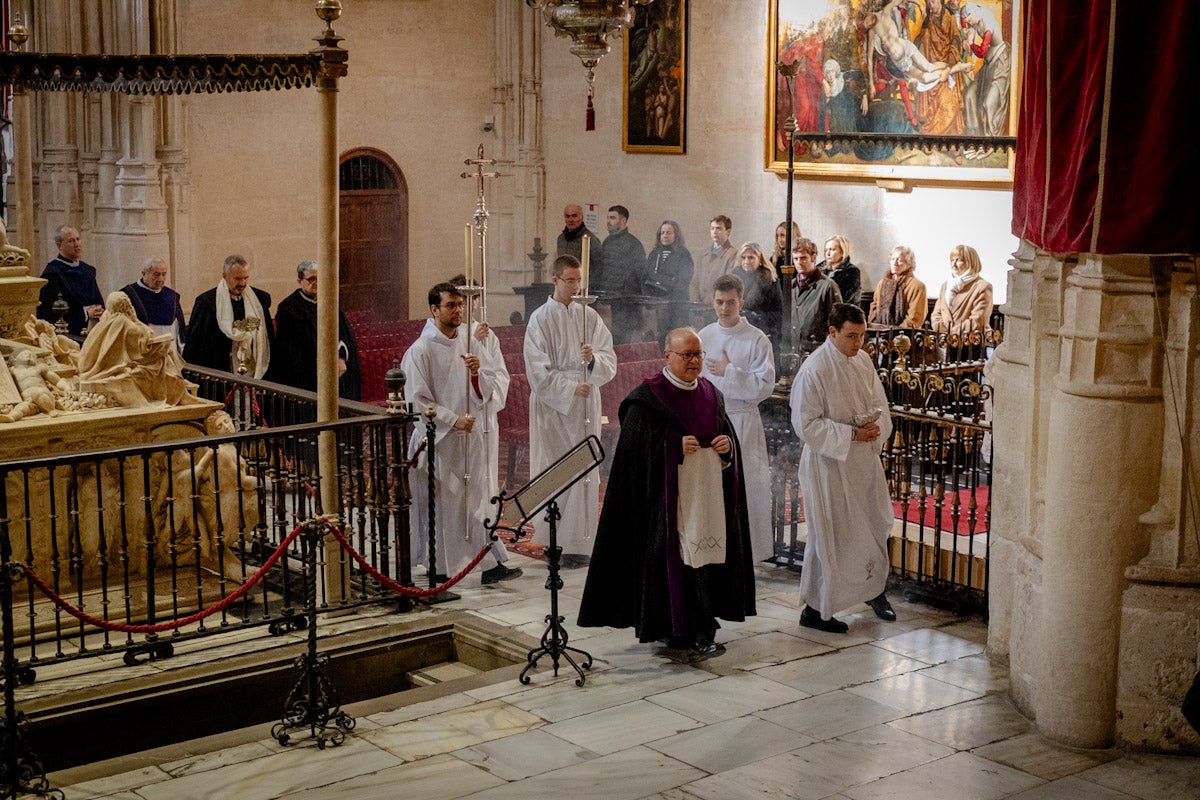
[523,254,617,569]
[578,327,756,662]
[265,260,361,400]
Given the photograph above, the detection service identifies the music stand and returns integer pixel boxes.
[487,435,604,686]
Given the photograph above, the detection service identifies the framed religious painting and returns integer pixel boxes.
[623,0,687,154]
[765,0,1019,185]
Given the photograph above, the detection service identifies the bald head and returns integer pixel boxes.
[663,327,703,382]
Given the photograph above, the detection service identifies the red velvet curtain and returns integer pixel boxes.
[1013,1,1200,254]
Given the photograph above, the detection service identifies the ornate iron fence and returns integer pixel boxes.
[766,327,998,614]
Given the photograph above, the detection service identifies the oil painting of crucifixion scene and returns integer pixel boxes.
[767,0,1017,182]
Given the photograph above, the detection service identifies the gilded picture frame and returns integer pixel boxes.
[766,0,1019,185]
[623,0,687,154]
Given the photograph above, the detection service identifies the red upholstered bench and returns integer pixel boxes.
[497,372,531,491]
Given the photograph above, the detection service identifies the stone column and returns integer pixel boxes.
[1036,254,1165,747]
[490,0,546,320]
[35,0,84,258]
[1118,258,1200,751]
[990,241,1063,718]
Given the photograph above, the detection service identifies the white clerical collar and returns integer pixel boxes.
[137,278,162,294]
[716,317,747,334]
[662,366,697,390]
[299,290,317,305]
[55,256,81,268]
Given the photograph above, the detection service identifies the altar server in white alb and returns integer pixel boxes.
[698,273,776,562]
[789,302,897,633]
[523,254,617,568]
[403,282,521,586]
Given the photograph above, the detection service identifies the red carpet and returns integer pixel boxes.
[893,486,989,536]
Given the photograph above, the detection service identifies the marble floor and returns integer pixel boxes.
[42,556,1198,800]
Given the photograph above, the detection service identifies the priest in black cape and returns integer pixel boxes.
[577,327,755,661]
[264,260,361,400]
[37,224,105,337]
[182,254,274,377]
[120,256,187,351]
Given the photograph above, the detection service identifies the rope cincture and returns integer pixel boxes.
[15,517,493,635]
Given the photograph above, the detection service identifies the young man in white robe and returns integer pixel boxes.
[523,255,618,568]
[403,282,521,585]
[698,273,777,562]
[789,302,897,633]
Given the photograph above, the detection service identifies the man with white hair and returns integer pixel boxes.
[121,257,187,351]
[182,255,274,377]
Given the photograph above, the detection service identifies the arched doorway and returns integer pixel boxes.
[339,148,408,321]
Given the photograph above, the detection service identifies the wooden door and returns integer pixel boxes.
[339,149,408,322]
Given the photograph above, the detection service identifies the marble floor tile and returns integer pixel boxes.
[971,731,1118,781]
[871,627,985,665]
[361,699,545,761]
[720,724,954,798]
[844,669,985,715]
[840,751,1043,800]
[457,745,706,800]
[543,699,704,754]
[754,643,927,695]
[757,690,906,740]
[697,630,832,675]
[136,737,404,800]
[680,748,851,800]
[454,728,599,780]
[364,691,479,727]
[283,753,504,800]
[1068,751,1200,800]
[887,694,1031,750]
[161,741,279,778]
[503,661,711,723]
[647,715,814,774]
[1004,775,1140,800]
[57,765,172,800]
[648,672,809,724]
[914,652,1010,694]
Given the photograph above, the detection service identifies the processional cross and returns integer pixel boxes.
[459,143,508,323]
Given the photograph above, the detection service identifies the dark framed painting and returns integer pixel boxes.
[623,0,687,154]
[766,0,1019,184]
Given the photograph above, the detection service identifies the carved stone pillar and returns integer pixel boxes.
[35,0,84,256]
[1118,258,1200,751]
[1036,254,1165,748]
[152,0,193,280]
[990,241,1063,718]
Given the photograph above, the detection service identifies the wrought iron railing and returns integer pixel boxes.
[765,326,997,613]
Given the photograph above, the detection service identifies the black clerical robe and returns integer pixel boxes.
[37,257,104,336]
[264,289,361,400]
[182,286,274,373]
[577,373,756,643]
[121,281,187,346]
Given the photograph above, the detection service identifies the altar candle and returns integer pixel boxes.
[465,224,473,285]
[580,234,590,295]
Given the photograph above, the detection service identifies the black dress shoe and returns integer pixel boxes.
[481,564,523,585]
[867,592,896,622]
[686,640,727,663]
[799,606,849,634]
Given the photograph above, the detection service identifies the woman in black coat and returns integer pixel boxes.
[642,220,694,340]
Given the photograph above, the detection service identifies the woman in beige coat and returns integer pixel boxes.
[931,244,994,335]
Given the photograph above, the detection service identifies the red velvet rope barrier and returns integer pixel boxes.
[19,523,305,634]
[16,517,494,634]
[321,520,493,598]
